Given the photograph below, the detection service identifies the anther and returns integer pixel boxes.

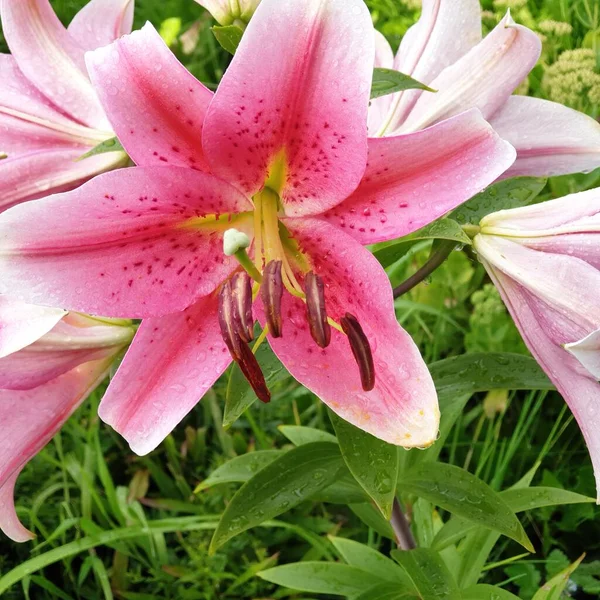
[304,271,331,348]
[237,342,271,403]
[261,260,283,338]
[341,313,375,391]
[231,271,254,343]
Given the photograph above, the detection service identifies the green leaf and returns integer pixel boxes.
[462,584,522,599]
[223,341,287,428]
[391,548,460,599]
[329,536,411,585]
[349,502,396,539]
[451,177,547,226]
[312,472,369,504]
[355,585,419,600]
[258,562,381,596]
[194,450,284,492]
[330,410,399,518]
[209,442,343,551]
[374,218,470,268]
[401,463,533,551]
[279,425,338,446]
[371,67,435,99]
[212,24,243,54]
[78,136,126,160]
[532,554,585,600]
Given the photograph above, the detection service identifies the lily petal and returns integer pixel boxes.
[0,148,127,213]
[86,23,213,171]
[566,329,600,379]
[0,297,65,359]
[323,110,516,244]
[379,0,482,135]
[489,96,600,178]
[483,262,600,500]
[0,167,253,317]
[0,358,112,541]
[368,31,395,136]
[68,0,134,52]
[0,0,108,129]
[203,0,374,216]
[400,12,541,133]
[264,218,439,447]
[99,294,231,455]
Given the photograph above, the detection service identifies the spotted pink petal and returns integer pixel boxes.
[68,0,134,52]
[378,0,482,135]
[0,316,133,390]
[203,0,374,216]
[0,0,108,129]
[482,262,600,500]
[0,358,113,541]
[323,110,515,244]
[0,148,127,213]
[0,167,253,317]
[263,218,439,447]
[399,12,541,133]
[489,96,600,178]
[368,31,395,136]
[0,297,65,359]
[99,294,231,455]
[86,23,214,171]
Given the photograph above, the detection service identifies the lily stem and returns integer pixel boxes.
[393,240,455,299]
[390,498,416,550]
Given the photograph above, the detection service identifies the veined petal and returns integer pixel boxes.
[566,329,600,379]
[99,294,231,455]
[399,12,541,133]
[86,23,214,171]
[0,317,132,390]
[0,167,253,318]
[367,31,395,136]
[203,0,374,216]
[264,218,439,447]
[0,148,127,214]
[379,0,482,135]
[515,234,600,270]
[0,0,108,129]
[323,110,515,244]
[489,96,600,178]
[0,297,65,359]
[483,262,600,500]
[68,0,134,52]
[0,358,112,541]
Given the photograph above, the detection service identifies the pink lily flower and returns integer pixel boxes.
[370,0,600,178]
[0,0,516,455]
[473,189,600,498]
[0,0,134,212]
[0,301,134,541]
[194,0,261,26]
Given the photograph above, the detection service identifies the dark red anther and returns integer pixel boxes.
[304,271,331,348]
[340,313,375,391]
[231,271,254,343]
[237,342,271,403]
[261,260,283,338]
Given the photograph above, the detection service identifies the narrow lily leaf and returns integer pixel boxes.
[374,218,471,268]
[212,24,244,54]
[329,410,399,519]
[355,584,420,600]
[258,562,381,596]
[209,442,343,552]
[78,137,126,161]
[463,585,522,599]
[312,472,369,504]
[278,425,338,446]
[401,463,534,551]
[223,341,287,428]
[391,548,460,600]
[349,503,395,539]
[194,450,285,492]
[371,67,436,99]
[329,536,412,586]
[451,177,547,226]
[532,554,585,600]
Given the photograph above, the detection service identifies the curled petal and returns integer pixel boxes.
[203,0,374,216]
[99,295,232,455]
[324,109,516,244]
[262,218,439,448]
[86,23,213,171]
[0,471,34,542]
[565,329,600,379]
[0,167,253,318]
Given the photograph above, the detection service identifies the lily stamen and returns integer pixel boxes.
[304,272,331,349]
[261,260,284,338]
[231,272,254,344]
[341,313,376,391]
